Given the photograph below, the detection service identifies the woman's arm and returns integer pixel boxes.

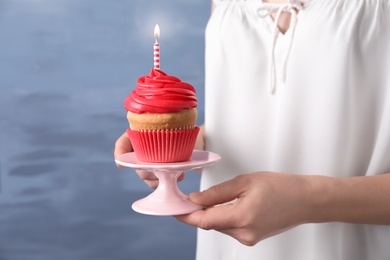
[311,173,390,224]
[176,172,390,246]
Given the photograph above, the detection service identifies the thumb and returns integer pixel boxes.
[190,177,244,207]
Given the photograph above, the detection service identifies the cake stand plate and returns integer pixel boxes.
[115,150,221,216]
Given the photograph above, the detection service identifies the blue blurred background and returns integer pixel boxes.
[0,0,210,259]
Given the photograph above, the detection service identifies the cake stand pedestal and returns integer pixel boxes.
[115,150,221,216]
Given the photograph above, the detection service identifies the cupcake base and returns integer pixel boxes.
[127,126,200,163]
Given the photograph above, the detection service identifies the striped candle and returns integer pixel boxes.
[154,24,160,70]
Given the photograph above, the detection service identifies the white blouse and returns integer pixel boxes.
[198,0,390,259]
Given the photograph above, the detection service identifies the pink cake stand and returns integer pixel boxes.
[115,150,221,216]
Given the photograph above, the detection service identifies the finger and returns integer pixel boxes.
[145,180,159,189]
[136,170,185,182]
[176,202,238,230]
[146,172,184,188]
[136,169,158,181]
[114,132,133,156]
[136,171,186,189]
[114,132,133,168]
[136,169,159,188]
[178,208,261,246]
[189,176,246,207]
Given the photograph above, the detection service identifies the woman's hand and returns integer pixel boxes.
[176,172,316,246]
[176,171,390,246]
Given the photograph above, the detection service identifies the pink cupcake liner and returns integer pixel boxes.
[127,126,200,163]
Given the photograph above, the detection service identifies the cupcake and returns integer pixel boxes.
[124,68,199,162]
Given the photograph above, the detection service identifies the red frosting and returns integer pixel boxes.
[124,69,198,114]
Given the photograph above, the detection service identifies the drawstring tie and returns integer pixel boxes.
[257,0,303,94]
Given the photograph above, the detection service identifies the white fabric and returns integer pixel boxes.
[198,0,390,259]
[257,0,303,93]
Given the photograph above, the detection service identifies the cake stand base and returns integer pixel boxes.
[132,170,203,215]
[115,150,221,216]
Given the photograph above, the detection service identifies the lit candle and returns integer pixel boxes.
[154,24,160,70]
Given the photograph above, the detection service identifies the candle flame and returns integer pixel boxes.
[154,24,160,39]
